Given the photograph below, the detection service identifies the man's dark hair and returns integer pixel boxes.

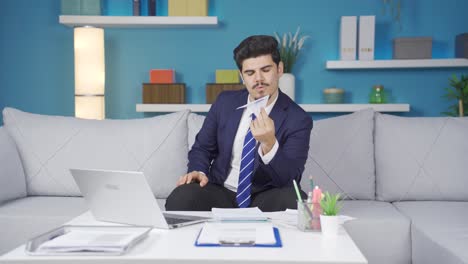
[233,35,281,71]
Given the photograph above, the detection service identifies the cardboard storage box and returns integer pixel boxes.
[143,83,185,104]
[206,83,245,104]
[455,33,468,59]
[393,37,432,59]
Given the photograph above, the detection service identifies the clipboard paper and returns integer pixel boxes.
[195,222,282,248]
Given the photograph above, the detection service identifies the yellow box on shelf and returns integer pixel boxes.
[168,0,208,16]
[215,69,239,84]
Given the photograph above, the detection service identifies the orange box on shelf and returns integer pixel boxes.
[149,69,175,84]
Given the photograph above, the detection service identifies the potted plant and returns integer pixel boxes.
[442,74,468,117]
[274,27,309,101]
[319,192,342,236]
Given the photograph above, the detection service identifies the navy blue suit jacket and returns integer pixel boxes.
[188,89,313,193]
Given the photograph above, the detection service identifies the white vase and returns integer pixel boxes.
[320,215,340,236]
[279,73,295,101]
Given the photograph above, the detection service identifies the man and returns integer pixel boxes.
[166,35,312,212]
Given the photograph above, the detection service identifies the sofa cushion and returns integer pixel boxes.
[0,127,26,205]
[341,200,411,264]
[394,201,468,264]
[0,196,87,255]
[301,108,375,199]
[2,107,189,198]
[375,114,468,201]
[188,113,206,150]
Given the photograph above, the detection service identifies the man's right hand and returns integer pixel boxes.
[176,171,209,187]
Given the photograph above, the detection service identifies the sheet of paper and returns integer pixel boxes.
[212,207,268,221]
[197,222,276,245]
[236,95,269,117]
[37,229,146,253]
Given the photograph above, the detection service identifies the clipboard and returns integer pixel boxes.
[194,227,282,248]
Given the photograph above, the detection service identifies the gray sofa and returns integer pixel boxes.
[0,107,467,264]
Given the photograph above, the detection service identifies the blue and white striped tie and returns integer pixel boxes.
[237,114,256,208]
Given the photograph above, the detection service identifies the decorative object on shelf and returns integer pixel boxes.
[323,88,345,104]
[168,0,208,16]
[143,83,185,104]
[358,16,375,61]
[381,0,402,30]
[150,69,175,84]
[61,0,102,15]
[206,84,245,104]
[442,74,468,117]
[319,192,342,237]
[369,85,387,104]
[215,70,239,84]
[393,37,432,59]
[74,27,105,120]
[274,27,310,101]
[455,33,468,59]
[340,16,357,61]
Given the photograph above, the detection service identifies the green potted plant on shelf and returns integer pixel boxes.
[319,192,343,236]
[442,74,468,117]
[273,27,310,101]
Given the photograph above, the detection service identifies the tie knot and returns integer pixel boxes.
[251,113,256,120]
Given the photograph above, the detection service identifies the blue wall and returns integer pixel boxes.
[1,0,467,125]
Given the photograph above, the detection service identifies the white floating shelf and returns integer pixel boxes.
[136,104,410,113]
[326,59,468,69]
[59,15,218,28]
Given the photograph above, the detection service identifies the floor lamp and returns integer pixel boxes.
[74,26,105,120]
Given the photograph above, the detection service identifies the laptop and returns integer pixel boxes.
[70,168,210,229]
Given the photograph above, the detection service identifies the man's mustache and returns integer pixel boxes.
[253,83,269,89]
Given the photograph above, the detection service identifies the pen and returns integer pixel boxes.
[293,180,314,219]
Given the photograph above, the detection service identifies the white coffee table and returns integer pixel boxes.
[0,211,367,264]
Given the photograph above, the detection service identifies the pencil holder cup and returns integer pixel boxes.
[297,200,321,232]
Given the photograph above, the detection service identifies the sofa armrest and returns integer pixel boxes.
[0,127,26,204]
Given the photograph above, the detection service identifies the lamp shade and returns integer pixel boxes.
[74,27,105,119]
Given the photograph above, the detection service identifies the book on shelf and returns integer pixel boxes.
[340,16,357,60]
[358,16,375,61]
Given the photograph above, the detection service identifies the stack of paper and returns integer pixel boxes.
[211,207,268,221]
[197,222,276,245]
[36,229,148,253]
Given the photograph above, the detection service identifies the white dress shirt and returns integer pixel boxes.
[223,95,279,192]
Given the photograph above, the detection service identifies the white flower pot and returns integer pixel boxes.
[320,215,339,236]
[279,73,295,101]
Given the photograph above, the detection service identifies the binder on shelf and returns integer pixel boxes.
[340,16,357,60]
[143,83,185,104]
[148,0,156,16]
[358,16,375,61]
[133,0,140,16]
[195,222,282,247]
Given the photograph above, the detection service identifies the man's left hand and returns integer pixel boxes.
[250,108,276,154]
